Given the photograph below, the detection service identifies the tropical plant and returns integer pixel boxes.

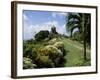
[66,12,91,60]
[66,13,82,38]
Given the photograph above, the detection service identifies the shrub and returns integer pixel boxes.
[39,45,63,59]
[35,30,49,41]
[48,38,58,45]
[23,45,33,58]
[23,57,37,69]
[54,42,63,49]
[48,33,59,39]
[35,45,65,68]
[51,26,58,34]
[35,55,54,68]
[23,35,67,68]
[54,42,66,56]
[31,48,38,60]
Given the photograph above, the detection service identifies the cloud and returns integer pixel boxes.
[52,12,68,18]
[23,20,67,40]
[23,21,53,40]
[23,14,29,21]
[52,13,56,18]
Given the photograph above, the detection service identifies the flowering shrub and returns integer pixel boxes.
[35,55,54,68]
[34,41,66,68]
[48,38,58,45]
[23,57,37,69]
[39,45,63,59]
[23,37,67,68]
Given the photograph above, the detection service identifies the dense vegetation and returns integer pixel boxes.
[66,13,91,60]
[23,13,91,69]
[23,26,67,69]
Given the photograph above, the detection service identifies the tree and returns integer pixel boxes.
[66,13,82,38]
[49,26,58,39]
[51,25,58,34]
[35,30,49,41]
[66,13,91,60]
[82,13,86,60]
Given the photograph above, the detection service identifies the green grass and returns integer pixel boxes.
[24,37,91,67]
[61,38,91,67]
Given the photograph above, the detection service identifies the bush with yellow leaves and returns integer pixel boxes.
[35,41,66,68]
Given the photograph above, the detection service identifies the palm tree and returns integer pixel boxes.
[82,13,87,60]
[66,13,82,38]
[66,12,91,60]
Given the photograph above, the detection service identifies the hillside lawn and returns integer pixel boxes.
[62,37,91,67]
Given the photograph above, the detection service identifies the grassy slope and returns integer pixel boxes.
[25,37,91,67]
[61,38,91,67]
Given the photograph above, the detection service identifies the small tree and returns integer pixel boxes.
[35,30,49,41]
[51,25,58,34]
[49,26,58,39]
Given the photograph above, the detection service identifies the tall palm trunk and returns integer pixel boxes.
[82,14,87,60]
[70,29,73,38]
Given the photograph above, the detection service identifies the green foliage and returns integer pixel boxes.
[72,31,83,42]
[35,55,54,68]
[62,38,91,67]
[23,43,32,58]
[35,30,49,41]
[48,33,59,39]
[23,25,91,69]
[35,44,64,68]
[48,38,59,45]
[23,57,37,69]
[48,26,59,39]
[54,41,66,56]
[23,36,67,68]
[38,45,63,59]
[66,13,91,46]
[23,43,37,60]
[51,26,58,34]
[74,58,91,66]
[66,13,91,61]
